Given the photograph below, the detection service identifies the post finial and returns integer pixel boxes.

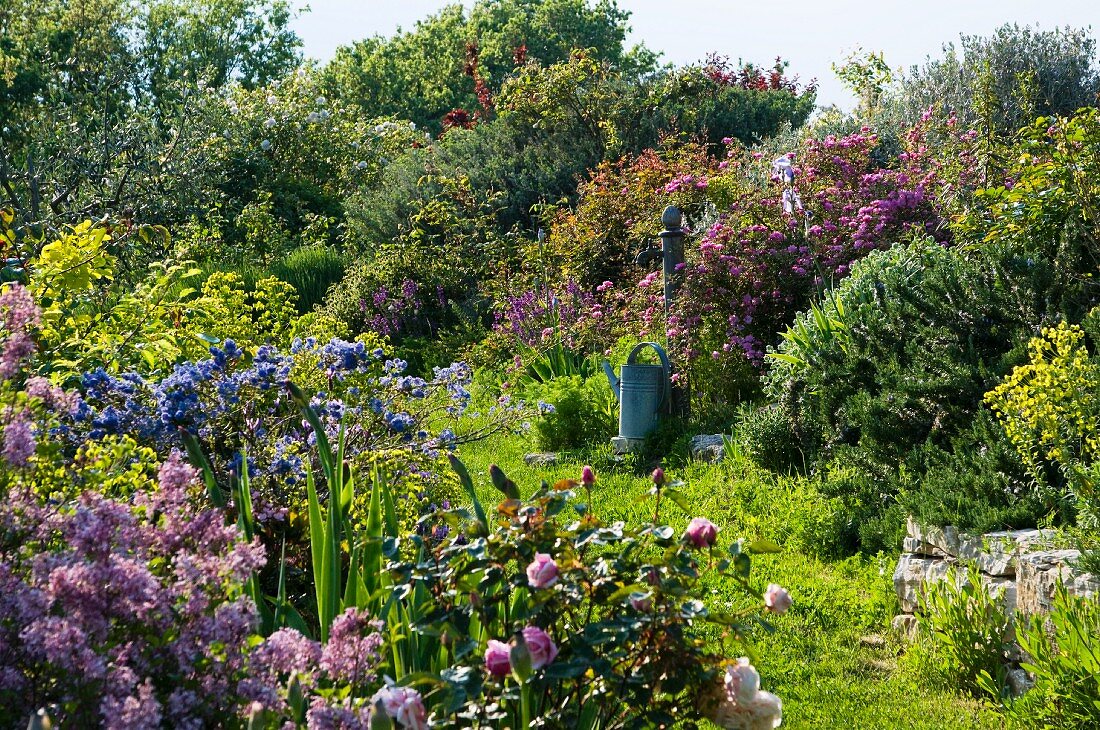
[661,205,683,230]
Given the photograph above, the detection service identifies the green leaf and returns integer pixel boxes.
[180,430,225,508]
[510,632,533,683]
[662,488,691,514]
[606,583,647,603]
[733,552,752,578]
[289,381,335,486]
[448,455,488,535]
[363,473,385,601]
[489,463,520,500]
[305,470,331,641]
[746,539,782,554]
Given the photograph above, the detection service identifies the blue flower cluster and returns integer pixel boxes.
[75,340,291,442]
[68,338,486,499]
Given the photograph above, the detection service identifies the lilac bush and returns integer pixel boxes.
[493,281,597,350]
[0,453,265,728]
[239,608,394,727]
[359,278,430,338]
[0,281,432,728]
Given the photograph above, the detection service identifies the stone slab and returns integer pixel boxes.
[1015,549,1099,615]
[906,518,1056,576]
[891,614,919,642]
[893,553,955,613]
[523,452,559,467]
[610,436,645,454]
[690,434,726,463]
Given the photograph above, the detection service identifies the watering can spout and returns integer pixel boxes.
[602,359,620,401]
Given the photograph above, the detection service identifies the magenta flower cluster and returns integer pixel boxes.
[652,130,948,368]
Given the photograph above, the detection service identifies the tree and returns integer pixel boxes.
[893,24,1100,134]
[321,0,655,132]
[0,0,302,242]
[140,0,302,107]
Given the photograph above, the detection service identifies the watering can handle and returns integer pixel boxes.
[626,342,671,409]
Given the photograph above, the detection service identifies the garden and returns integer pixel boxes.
[1,1,1100,727]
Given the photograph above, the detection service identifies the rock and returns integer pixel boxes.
[690,434,726,463]
[859,634,886,648]
[610,437,645,454]
[523,452,559,467]
[984,576,1018,617]
[902,536,943,556]
[979,528,1059,576]
[906,518,1056,576]
[893,553,955,613]
[1007,667,1033,698]
[1016,549,1099,615]
[891,614,919,642]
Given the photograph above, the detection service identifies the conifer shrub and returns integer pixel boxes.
[766,240,1042,549]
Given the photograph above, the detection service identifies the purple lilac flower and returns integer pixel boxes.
[2,408,35,467]
[320,608,384,686]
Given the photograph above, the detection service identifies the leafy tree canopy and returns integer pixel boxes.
[321,0,657,132]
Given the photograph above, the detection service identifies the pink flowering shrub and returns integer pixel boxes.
[663,128,947,377]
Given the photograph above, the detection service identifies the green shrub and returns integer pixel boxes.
[765,240,1038,548]
[816,456,908,555]
[528,375,616,451]
[737,404,806,474]
[896,410,1051,534]
[768,239,1028,463]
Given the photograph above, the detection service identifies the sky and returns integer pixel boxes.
[290,0,1100,109]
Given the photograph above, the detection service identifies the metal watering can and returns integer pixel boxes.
[602,342,671,440]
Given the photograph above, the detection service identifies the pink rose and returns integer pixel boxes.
[521,626,558,669]
[763,584,792,615]
[724,657,761,704]
[651,467,665,486]
[581,465,595,486]
[526,553,559,589]
[371,685,428,730]
[684,517,718,548]
[484,639,511,677]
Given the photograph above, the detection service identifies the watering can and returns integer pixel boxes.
[602,342,671,440]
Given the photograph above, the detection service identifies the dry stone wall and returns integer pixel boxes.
[891,518,1099,637]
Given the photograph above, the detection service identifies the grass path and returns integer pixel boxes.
[458,434,1001,729]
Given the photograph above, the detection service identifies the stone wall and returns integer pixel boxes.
[891,517,1099,637]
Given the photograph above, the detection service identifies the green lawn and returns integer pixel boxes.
[458,434,1001,729]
